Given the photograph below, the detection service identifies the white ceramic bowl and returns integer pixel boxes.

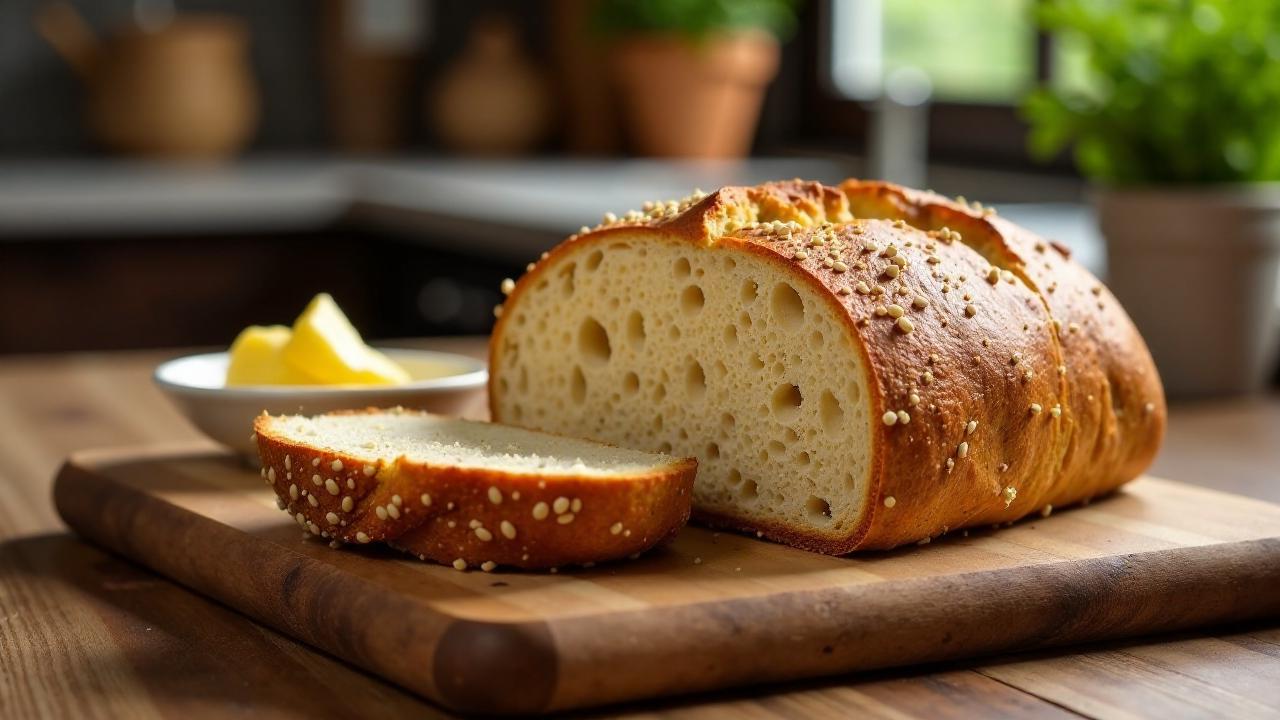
[155,348,488,462]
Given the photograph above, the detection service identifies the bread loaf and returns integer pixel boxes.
[489,179,1165,552]
[254,409,696,569]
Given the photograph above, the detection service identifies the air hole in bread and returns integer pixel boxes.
[571,366,587,403]
[498,377,509,394]
[770,283,805,330]
[720,412,736,430]
[653,414,664,431]
[681,285,705,314]
[723,257,737,271]
[714,360,727,378]
[623,371,640,394]
[654,382,667,402]
[797,451,811,466]
[727,468,742,484]
[723,325,738,345]
[848,381,862,403]
[739,311,754,328]
[511,403,523,422]
[585,249,604,271]
[673,257,691,278]
[741,278,758,302]
[626,311,646,347]
[806,495,832,520]
[771,383,803,421]
[686,360,706,398]
[742,479,759,498]
[560,263,577,297]
[518,366,528,393]
[579,317,611,363]
[811,330,825,347]
[784,427,800,444]
[706,442,720,459]
[658,441,673,454]
[767,440,785,458]
[820,390,844,431]
[668,325,681,340]
[750,354,765,370]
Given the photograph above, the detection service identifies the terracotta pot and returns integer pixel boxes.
[38,4,258,161]
[611,31,780,158]
[1097,186,1280,397]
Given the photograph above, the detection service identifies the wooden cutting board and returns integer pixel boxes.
[54,443,1280,715]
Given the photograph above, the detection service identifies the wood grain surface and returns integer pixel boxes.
[51,445,1280,714]
[2,337,1279,718]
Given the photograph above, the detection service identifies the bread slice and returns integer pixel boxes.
[253,409,697,570]
[489,180,1165,553]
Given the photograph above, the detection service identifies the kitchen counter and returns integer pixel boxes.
[0,338,1276,719]
[0,158,1107,272]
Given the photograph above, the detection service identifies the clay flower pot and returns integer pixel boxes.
[611,31,779,158]
[1097,186,1280,397]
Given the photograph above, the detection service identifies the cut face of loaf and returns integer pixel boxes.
[490,180,1165,552]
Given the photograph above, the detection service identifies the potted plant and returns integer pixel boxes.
[1023,0,1280,397]
[594,0,797,158]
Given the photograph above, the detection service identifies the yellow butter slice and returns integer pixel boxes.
[282,294,409,385]
[225,325,320,386]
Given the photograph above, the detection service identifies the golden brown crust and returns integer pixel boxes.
[253,410,697,570]
[839,180,1166,509]
[490,178,1165,553]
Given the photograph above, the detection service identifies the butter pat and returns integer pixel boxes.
[226,326,319,386]
[282,294,409,385]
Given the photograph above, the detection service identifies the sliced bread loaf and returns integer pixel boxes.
[488,179,1165,552]
[254,409,696,570]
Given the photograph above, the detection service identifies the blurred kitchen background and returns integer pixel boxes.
[1,0,1277,398]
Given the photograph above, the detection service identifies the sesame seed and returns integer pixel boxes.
[1068,322,1080,333]
[267,468,277,482]
[391,494,402,507]
[610,522,624,535]
[532,502,549,520]
[341,496,354,512]
[887,304,905,318]
[557,513,575,525]
[347,479,355,489]
[420,493,431,507]
[500,520,517,539]
[500,278,515,295]
[912,295,928,309]
[469,519,481,529]
[792,250,808,260]
[1050,404,1062,418]
[307,495,318,507]
[325,512,339,525]
[356,532,371,544]
[1041,504,1054,518]
[330,460,343,472]
[488,487,503,505]
[1023,369,1034,382]
[909,392,920,405]
[891,255,908,268]
[571,498,583,513]
[1029,403,1043,415]
[884,265,901,279]
[363,464,376,477]
[553,497,571,514]
[452,558,467,571]
[896,317,915,334]
[986,267,1000,284]
[1058,365,1067,375]
[897,410,910,424]
[874,305,888,317]
[884,496,897,508]
[512,491,520,500]
[375,506,388,520]
[480,561,497,573]
[325,478,340,495]
[958,441,969,458]
[966,420,978,435]
[964,304,977,317]
[284,456,291,470]
[526,262,536,272]
[1003,486,1018,507]
[855,281,871,294]
[1144,402,1156,415]
[289,484,299,500]
[832,260,848,273]
[693,557,703,565]
[998,462,1009,472]
[946,458,955,471]
[922,370,935,385]
[312,474,322,486]
[386,504,400,519]
[474,527,493,542]
[882,411,898,426]
[311,457,321,467]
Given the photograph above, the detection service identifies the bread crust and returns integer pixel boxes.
[490,179,1165,552]
[254,410,697,570]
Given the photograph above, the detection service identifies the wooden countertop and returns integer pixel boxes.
[1,337,1277,719]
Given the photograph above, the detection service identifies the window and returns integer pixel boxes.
[811,0,1068,168]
